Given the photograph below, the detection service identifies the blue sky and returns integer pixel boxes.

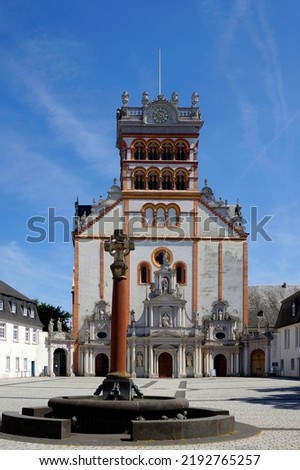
[1,0,300,312]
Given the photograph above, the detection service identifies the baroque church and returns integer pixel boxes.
[72,90,251,378]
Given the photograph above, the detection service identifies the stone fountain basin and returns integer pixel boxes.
[2,395,235,441]
[48,395,235,439]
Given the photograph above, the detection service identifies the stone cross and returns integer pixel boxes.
[104,229,135,279]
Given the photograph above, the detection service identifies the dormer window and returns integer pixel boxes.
[0,300,3,311]
[10,302,17,314]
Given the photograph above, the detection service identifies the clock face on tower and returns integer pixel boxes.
[152,106,169,123]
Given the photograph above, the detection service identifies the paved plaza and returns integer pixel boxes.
[0,375,299,450]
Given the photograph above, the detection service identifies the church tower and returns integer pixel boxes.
[72,90,248,377]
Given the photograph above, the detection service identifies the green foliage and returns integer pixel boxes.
[34,299,71,332]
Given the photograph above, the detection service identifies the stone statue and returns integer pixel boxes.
[142,91,149,106]
[48,319,54,333]
[57,319,62,332]
[186,352,193,367]
[171,91,179,105]
[136,352,143,367]
[161,277,168,294]
[162,313,170,327]
[122,91,129,106]
[191,92,199,107]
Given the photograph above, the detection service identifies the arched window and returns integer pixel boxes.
[167,207,177,225]
[134,142,146,160]
[162,171,173,190]
[145,207,154,225]
[162,142,173,160]
[148,142,159,160]
[134,170,145,189]
[174,262,187,284]
[175,171,188,190]
[175,142,188,160]
[156,207,165,226]
[138,262,151,284]
[148,171,159,190]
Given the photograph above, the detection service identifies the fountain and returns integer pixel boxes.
[1,230,235,441]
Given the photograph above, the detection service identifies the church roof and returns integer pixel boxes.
[248,284,300,328]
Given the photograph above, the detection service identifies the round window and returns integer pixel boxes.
[215,332,225,340]
[97,331,107,339]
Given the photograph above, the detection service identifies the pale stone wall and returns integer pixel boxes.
[0,324,47,378]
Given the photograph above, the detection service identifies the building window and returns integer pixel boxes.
[23,305,28,316]
[162,171,173,190]
[15,357,20,372]
[0,300,3,310]
[152,247,173,267]
[10,302,17,313]
[133,170,146,189]
[6,356,10,372]
[144,207,154,226]
[0,322,6,339]
[25,327,30,343]
[175,141,188,160]
[162,142,173,160]
[167,206,179,225]
[32,329,37,344]
[148,171,159,190]
[291,358,295,371]
[174,262,187,284]
[156,207,165,226]
[284,329,290,349]
[142,203,180,228]
[13,325,19,342]
[134,141,146,160]
[175,170,188,190]
[148,142,159,160]
[138,262,151,284]
[295,326,300,348]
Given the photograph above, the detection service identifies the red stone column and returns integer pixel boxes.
[109,277,129,376]
[104,229,134,380]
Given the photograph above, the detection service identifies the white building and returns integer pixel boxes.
[274,290,300,377]
[72,90,249,377]
[0,280,48,378]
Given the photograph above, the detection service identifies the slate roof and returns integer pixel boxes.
[275,290,300,328]
[248,285,300,329]
[0,280,43,328]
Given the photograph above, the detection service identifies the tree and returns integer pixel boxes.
[34,300,71,332]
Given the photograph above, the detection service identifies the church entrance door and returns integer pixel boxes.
[158,352,172,378]
[53,348,67,376]
[214,354,227,376]
[251,349,265,376]
[95,353,109,376]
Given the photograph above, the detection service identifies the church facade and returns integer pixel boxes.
[72,90,250,378]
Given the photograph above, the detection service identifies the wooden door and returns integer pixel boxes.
[158,352,172,377]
